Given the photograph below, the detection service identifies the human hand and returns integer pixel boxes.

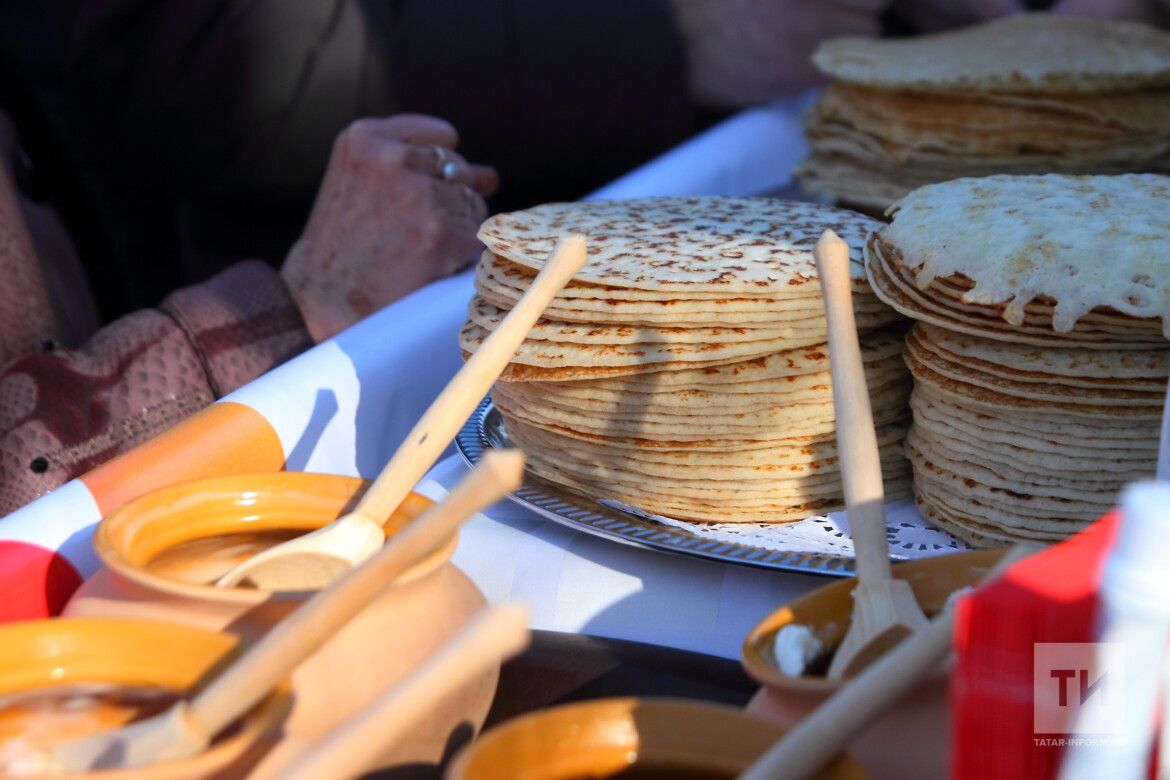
[672,0,889,106]
[281,114,498,342]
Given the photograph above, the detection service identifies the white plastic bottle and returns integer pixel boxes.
[1058,481,1170,780]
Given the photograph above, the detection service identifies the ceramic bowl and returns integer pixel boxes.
[446,697,866,779]
[741,549,1007,780]
[0,617,290,779]
[63,472,494,774]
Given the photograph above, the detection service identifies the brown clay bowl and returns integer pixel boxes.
[63,472,494,774]
[0,617,290,779]
[741,549,1007,780]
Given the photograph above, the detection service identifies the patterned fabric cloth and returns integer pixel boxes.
[0,262,312,515]
[0,134,312,515]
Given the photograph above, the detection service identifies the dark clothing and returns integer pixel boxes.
[36,1,698,315]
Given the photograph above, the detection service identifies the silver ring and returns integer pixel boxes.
[441,160,459,181]
[430,145,448,174]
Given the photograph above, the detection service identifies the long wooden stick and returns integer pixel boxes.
[277,605,531,780]
[186,451,525,741]
[816,228,888,585]
[363,236,586,535]
[817,229,926,679]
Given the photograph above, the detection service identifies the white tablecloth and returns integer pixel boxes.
[422,456,828,660]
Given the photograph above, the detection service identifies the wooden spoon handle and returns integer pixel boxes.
[277,604,531,780]
[362,236,587,534]
[814,229,889,585]
[746,609,953,780]
[186,450,526,738]
[742,544,1035,780]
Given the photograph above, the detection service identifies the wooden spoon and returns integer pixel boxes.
[216,235,588,589]
[259,604,531,780]
[42,449,526,773]
[742,544,1036,780]
[813,229,928,679]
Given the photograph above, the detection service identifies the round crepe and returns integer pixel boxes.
[570,327,906,390]
[912,323,1169,389]
[796,148,1170,214]
[812,15,1170,94]
[478,251,880,301]
[907,416,1152,481]
[905,326,1167,408]
[493,389,911,451]
[475,282,818,327]
[913,486,1088,546]
[478,197,883,293]
[522,451,912,524]
[909,391,1157,455]
[905,426,1144,490]
[504,414,910,475]
[903,345,1163,419]
[520,447,910,500]
[878,174,1170,336]
[512,364,907,414]
[494,374,910,429]
[906,441,1117,520]
[459,320,798,371]
[474,256,897,329]
[865,231,1167,348]
[807,83,1170,158]
[807,84,1170,153]
[467,296,804,345]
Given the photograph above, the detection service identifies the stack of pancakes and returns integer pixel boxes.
[462,196,910,523]
[866,174,1170,545]
[797,15,1170,214]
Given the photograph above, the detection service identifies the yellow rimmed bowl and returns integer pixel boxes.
[64,472,494,774]
[0,617,290,779]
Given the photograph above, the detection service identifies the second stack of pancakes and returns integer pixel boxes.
[462,196,910,523]
[797,15,1170,214]
[867,173,1170,545]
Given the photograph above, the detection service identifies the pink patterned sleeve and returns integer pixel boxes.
[160,261,313,396]
[0,261,312,514]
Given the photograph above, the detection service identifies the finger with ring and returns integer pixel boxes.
[431,145,448,175]
[435,180,485,220]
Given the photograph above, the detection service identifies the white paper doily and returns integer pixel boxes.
[601,497,970,561]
